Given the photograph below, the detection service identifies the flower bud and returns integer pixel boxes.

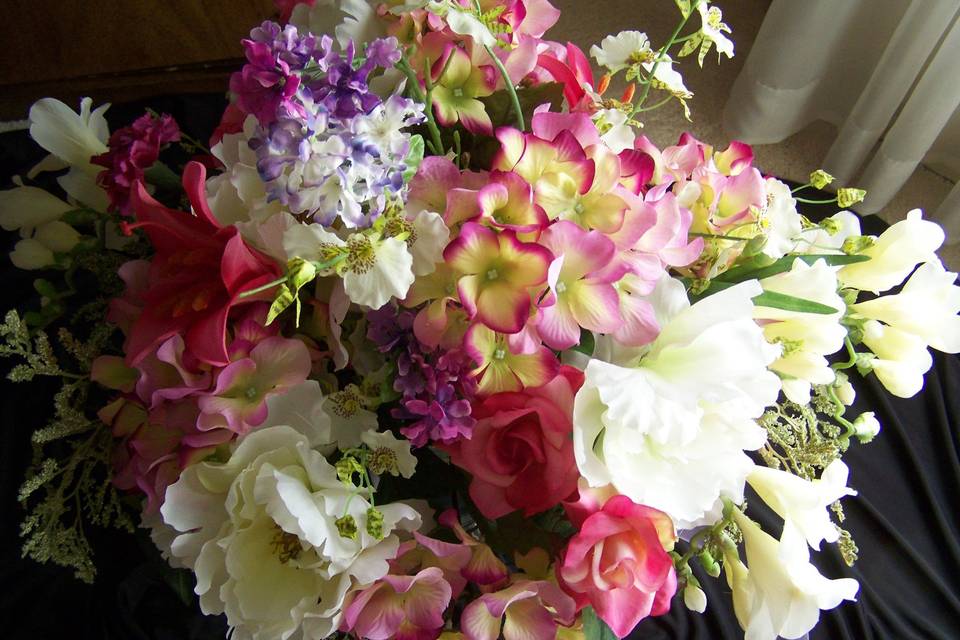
[35,220,80,253]
[683,582,707,613]
[10,238,55,270]
[841,235,875,255]
[834,377,856,406]
[336,514,359,540]
[837,188,866,209]
[852,412,880,443]
[366,506,384,539]
[809,170,834,190]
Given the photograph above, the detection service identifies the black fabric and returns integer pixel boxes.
[1,94,958,639]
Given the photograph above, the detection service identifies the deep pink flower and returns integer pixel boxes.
[92,112,180,215]
[443,366,583,519]
[119,161,282,367]
[557,493,677,638]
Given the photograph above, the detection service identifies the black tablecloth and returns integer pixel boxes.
[1,95,957,639]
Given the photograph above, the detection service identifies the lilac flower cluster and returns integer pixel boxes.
[231,21,424,229]
[367,307,477,447]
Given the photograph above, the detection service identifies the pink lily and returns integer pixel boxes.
[536,221,625,350]
[444,222,552,334]
[342,567,452,640]
[461,580,577,640]
[537,42,596,110]
[465,323,559,395]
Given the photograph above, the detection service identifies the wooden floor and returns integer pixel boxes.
[0,0,276,119]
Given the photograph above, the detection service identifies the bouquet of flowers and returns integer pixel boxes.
[3,1,958,639]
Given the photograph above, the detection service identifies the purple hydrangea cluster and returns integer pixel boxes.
[232,21,424,229]
[367,307,477,448]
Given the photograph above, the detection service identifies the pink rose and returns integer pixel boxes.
[443,366,583,519]
[557,491,677,638]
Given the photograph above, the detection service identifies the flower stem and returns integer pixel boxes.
[398,55,445,155]
[631,0,703,116]
[484,43,525,130]
[635,95,676,113]
[236,275,289,299]
[688,231,747,241]
[795,196,838,205]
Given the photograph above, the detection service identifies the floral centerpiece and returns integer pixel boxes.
[2,1,958,639]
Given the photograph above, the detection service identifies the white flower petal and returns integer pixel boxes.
[28,97,109,170]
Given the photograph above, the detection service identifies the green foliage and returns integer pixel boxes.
[582,606,618,640]
[1,310,134,583]
[481,82,564,131]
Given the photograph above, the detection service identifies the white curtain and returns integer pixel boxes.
[722,0,960,244]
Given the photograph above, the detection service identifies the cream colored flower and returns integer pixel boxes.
[860,320,932,398]
[838,209,944,293]
[747,459,855,550]
[756,258,846,404]
[724,510,859,640]
[361,430,418,478]
[759,178,802,260]
[207,116,282,226]
[159,425,421,640]
[590,31,653,73]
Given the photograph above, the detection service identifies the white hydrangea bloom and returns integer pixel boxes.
[573,278,781,528]
[159,426,421,640]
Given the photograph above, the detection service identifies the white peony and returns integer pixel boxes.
[838,209,944,293]
[724,510,859,640]
[747,459,856,550]
[573,278,781,528]
[756,258,847,404]
[159,425,421,640]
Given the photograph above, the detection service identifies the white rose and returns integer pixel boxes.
[159,426,421,640]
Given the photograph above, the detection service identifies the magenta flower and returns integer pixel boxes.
[197,336,311,434]
[91,112,180,215]
[477,170,547,233]
[430,45,497,135]
[342,567,452,640]
[444,222,552,334]
[537,221,625,349]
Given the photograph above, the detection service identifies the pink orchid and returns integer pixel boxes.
[444,222,552,334]
[537,221,625,350]
[465,323,559,395]
[461,580,577,640]
[431,44,497,135]
[439,509,509,587]
[530,110,600,149]
[557,494,677,638]
[477,170,547,233]
[196,335,311,434]
[342,567,452,640]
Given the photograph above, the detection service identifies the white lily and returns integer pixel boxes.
[747,459,856,550]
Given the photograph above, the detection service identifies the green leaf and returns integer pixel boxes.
[266,258,319,325]
[582,607,619,640]
[573,330,595,356]
[674,0,692,17]
[143,161,182,191]
[403,134,425,182]
[753,291,839,315]
[715,253,871,284]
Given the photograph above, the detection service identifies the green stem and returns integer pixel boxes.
[631,0,703,115]
[484,43,525,130]
[688,231,747,241]
[635,95,676,113]
[179,130,210,155]
[236,275,288,299]
[791,183,813,194]
[832,337,859,371]
[398,56,445,155]
[795,196,838,205]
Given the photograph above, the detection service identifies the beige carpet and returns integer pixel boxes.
[550,0,960,269]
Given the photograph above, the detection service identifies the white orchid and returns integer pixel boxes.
[0,186,81,270]
[590,31,654,73]
[159,426,421,640]
[323,384,380,448]
[756,258,847,404]
[27,97,110,210]
[724,510,859,640]
[593,108,636,153]
[695,2,734,62]
[573,278,781,529]
[283,223,416,310]
[759,178,803,260]
[747,459,856,550]
[838,209,944,293]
